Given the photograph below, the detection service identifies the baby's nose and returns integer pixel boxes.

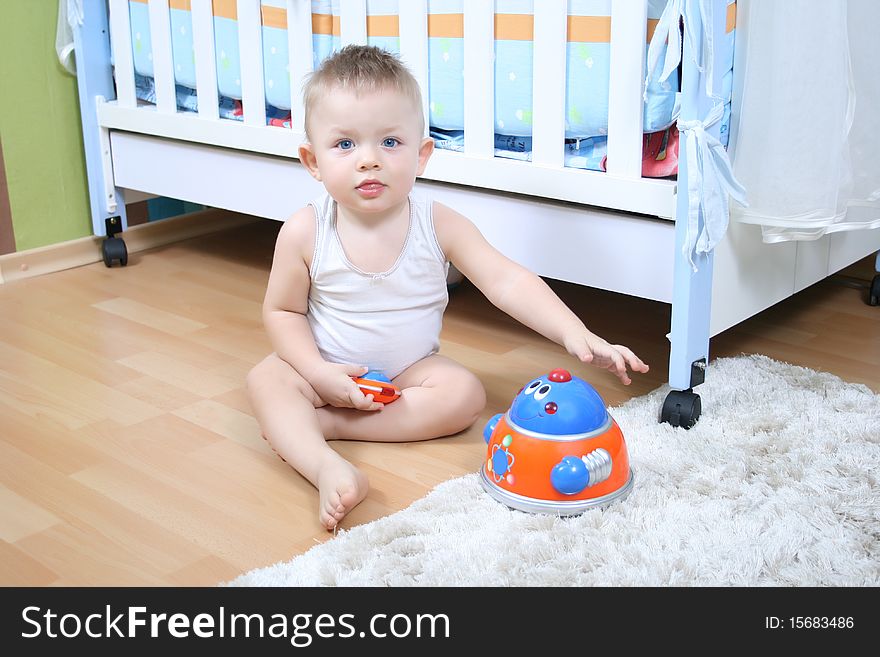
[357,147,381,170]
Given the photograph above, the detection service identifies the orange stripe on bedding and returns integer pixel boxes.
[428,13,464,39]
[312,13,341,36]
[495,14,533,41]
[727,2,736,32]
[129,0,194,12]
[261,5,285,29]
[211,0,236,21]
[312,14,400,37]
[129,0,234,20]
[568,17,659,44]
[129,3,724,41]
[426,14,657,43]
[567,16,611,43]
[367,15,400,38]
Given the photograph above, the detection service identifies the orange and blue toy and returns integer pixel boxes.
[352,370,401,404]
[480,368,633,514]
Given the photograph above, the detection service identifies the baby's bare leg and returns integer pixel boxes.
[246,354,368,530]
[318,355,487,442]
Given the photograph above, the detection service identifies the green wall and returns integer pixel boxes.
[0,1,92,251]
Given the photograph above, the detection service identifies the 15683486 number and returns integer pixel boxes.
[790,617,854,629]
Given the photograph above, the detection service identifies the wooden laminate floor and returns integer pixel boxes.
[2,215,878,586]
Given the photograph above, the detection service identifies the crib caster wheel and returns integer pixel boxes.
[660,389,701,429]
[102,236,128,267]
[868,274,880,306]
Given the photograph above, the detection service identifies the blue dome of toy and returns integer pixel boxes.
[508,368,608,435]
[363,370,391,383]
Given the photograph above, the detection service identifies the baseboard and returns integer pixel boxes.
[0,209,260,284]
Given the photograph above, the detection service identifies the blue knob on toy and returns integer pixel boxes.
[484,413,503,443]
[550,456,590,495]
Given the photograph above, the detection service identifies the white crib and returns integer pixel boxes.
[71,0,880,427]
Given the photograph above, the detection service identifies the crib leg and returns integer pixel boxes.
[662,51,714,430]
[662,238,713,429]
[659,0,733,429]
[664,147,714,430]
[72,1,129,246]
[868,251,880,306]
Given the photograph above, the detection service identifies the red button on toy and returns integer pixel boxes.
[547,368,572,382]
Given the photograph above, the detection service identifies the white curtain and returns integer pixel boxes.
[730,0,880,243]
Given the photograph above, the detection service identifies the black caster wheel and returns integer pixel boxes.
[660,389,701,429]
[102,236,128,267]
[868,274,880,306]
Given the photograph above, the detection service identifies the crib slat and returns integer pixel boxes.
[287,0,314,135]
[191,0,219,120]
[399,0,429,136]
[606,0,648,179]
[531,0,567,168]
[237,0,266,126]
[108,0,137,108]
[340,0,368,47]
[148,0,177,113]
[463,0,495,158]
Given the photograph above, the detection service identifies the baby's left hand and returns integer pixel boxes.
[563,330,649,385]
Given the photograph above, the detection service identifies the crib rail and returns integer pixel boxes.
[531,1,566,168]
[192,0,219,120]
[99,0,676,218]
[109,0,137,107]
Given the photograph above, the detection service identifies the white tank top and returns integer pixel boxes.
[307,192,449,379]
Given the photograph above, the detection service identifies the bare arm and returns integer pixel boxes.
[433,202,649,384]
[262,206,381,409]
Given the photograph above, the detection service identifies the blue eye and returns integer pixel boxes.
[382,138,399,148]
[337,139,354,150]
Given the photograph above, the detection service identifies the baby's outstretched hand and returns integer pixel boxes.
[563,330,649,385]
[308,363,384,411]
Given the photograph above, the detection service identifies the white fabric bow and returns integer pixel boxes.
[677,103,748,271]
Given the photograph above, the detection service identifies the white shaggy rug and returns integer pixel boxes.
[228,355,880,586]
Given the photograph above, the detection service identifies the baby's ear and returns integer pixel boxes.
[416,137,435,175]
[298,143,322,181]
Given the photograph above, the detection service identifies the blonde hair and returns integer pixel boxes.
[302,45,424,139]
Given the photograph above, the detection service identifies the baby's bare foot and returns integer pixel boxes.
[316,455,369,530]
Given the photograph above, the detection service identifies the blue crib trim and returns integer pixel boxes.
[72,0,128,237]
[667,0,732,391]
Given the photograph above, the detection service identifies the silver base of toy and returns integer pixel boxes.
[480,467,634,515]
